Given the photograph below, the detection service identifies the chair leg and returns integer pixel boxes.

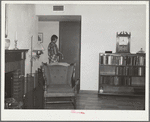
[74,97,76,109]
[44,97,46,109]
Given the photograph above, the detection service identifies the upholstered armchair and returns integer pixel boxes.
[42,62,79,109]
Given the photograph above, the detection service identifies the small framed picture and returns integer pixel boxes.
[38,33,43,43]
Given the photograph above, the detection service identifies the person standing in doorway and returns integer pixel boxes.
[48,35,63,63]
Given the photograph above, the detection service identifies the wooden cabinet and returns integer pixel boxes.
[24,68,44,109]
[98,53,145,96]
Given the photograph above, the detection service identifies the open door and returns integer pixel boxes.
[59,21,81,82]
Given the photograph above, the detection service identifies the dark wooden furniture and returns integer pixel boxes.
[33,68,44,109]
[98,53,145,96]
[5,49,28,74]
[42,62,79,109]
[23,74,34,109]
[23,67,45,109]
[5,49,28,109]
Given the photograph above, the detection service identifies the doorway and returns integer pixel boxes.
[38,15,81,85]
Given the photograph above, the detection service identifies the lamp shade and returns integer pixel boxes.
[33,42,45,52]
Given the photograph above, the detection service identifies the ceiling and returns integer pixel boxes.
[38,15,81,22]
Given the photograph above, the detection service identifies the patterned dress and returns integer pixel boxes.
[48,42,59,63]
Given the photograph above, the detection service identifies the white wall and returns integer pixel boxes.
[35,4,146,91]
[37,21,59,65]
[7,4,38,75]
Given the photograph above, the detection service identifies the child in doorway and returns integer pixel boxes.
[48,35,63,63]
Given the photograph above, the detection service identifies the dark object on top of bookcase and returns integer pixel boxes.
[137,48,145,54]
[116,31,131,53]
[105,51,112,53]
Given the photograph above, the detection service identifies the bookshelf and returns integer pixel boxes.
[98,53,145,96]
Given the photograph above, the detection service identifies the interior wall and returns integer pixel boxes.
[37,21,59,64]
[6,4,38,75]
[35,4,146,91]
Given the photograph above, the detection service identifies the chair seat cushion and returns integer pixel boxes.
[47,84,74,93]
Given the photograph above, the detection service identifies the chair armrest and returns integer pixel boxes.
[73,79,80,93]
[41,63,47,91]
[75,79,80,86]
[71,63,76,88]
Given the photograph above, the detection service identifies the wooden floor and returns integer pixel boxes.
[45,92,145,110]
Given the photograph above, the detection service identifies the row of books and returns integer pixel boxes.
[100,55,145,66]
[115,66,145,76]
[99,76,132,86]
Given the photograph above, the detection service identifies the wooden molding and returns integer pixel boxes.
[79,90,98,94]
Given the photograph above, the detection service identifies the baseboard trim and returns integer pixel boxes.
[79,90,98,94]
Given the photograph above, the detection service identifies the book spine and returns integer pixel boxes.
[106,55,108,65]
[136,56,139,66]
[114,76,119,86]
[129,67,133,76]
[119,56,123,65]
[112,56,114,65]
[103,55,106,65]
[126,56,129,65]
[103,77,109,84]
[139,56,144,66]
[125,67,129,76]
[103,77,106,84]
[117,57,119,65]
[122,67,126,75]
[115,56,118,65]
[127,56,131,65]
[100,76,103,84]
[119,77,123,86]
[138,67,142,76]
[138,67,144,76]
[112,56,115,65]
[134,67,138,76]
[124,56,127,65]
[116,66,119,75]
[100,55,103,65]
[130,57,133,66]
[127,77,131,86]
[132,67,135,76]
[133,56,136,66]
[114,56,117,65]
[106,77,109,84]
[108,55,112,65]
[123,77,127,86]
[119,67,123,75]
[109,76,114,85]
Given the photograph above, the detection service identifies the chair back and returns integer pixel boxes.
[43,63,74,86]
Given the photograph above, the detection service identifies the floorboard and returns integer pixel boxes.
[44,92,145,110]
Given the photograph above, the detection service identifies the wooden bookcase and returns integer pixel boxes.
[98,53,145,96]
